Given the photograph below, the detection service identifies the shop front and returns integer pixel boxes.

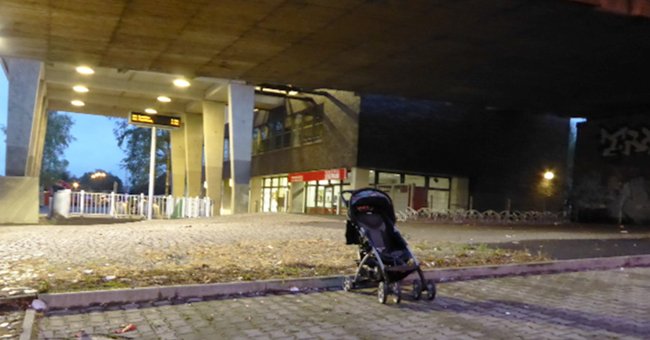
[289,168,350,215]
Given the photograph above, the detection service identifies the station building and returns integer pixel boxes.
[243,89,570,216]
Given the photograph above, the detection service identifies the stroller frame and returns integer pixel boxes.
[342,188,436,304]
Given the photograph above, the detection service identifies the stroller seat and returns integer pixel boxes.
[357,212,410,264]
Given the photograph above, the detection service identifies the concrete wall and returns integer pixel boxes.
[251,89,360,176]
[573,114,650,223]
[358,95,570,212]
[0,176,39,224]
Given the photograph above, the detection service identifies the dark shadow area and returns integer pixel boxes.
[383,294,649,338]
[487,237,650,260]
[422,297,650,338]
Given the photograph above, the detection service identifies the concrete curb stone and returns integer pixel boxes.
[37,254,650,311]
[19,309,35,340]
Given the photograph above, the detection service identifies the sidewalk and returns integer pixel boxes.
[36,267,650,339]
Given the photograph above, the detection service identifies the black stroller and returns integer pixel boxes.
[342,188,436,304]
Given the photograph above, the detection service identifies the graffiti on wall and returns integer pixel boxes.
[600,126,650,157]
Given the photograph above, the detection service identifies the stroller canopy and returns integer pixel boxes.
[347,188,396,224]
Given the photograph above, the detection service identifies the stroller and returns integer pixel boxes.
[342,188,436,304]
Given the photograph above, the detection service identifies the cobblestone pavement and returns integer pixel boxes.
[0,311,23,339]
[37,268,650,339]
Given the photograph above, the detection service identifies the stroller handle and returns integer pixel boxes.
[340,190,354,206]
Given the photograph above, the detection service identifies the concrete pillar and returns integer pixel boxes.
[202,101,225,215]
[28,100,49,177]
[170,118,187,197]
[350,167,370,189]
[184,113,203,197]
[5,58,43,176]
[228,83,255,214]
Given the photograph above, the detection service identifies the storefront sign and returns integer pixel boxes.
[288,168,347,183]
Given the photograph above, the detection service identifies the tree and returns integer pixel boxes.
[40,112,75,188]
[113,120,170,194]
[77,169,123,192]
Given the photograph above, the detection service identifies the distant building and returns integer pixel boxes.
[242,90,570,215]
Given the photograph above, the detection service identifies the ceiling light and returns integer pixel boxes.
[145,108,157,114]
[157,96,171,103]
[71,100,85,107]
[173,78,190,88]
[75,66,95,75]
[73,85,89,93]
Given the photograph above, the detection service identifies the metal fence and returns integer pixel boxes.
[396,207,566,224]
[68,191,213,219]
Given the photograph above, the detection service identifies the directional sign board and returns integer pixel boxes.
[129,112,181,129]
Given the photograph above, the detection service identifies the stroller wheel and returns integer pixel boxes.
[412,279,422,300]
[343,277,354,292]
[377,281,388,304]
[391,282,402,304]
[425,280,436,301]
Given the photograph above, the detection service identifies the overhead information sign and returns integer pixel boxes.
[129,112,181,129]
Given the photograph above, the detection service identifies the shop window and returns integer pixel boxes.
[306,183,317,208]
[303,178,349,215]
[260,176,289,212]
[378,172,401,185]
[405,175,425,187]
[429,177,450,190]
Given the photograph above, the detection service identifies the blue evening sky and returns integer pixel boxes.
[0,69,126,181]
[63,113,127,182]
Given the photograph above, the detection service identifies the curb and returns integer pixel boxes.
[19,309,35,340]
[38,254,650,310]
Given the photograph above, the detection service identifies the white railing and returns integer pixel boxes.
[396,207,566,224]
[67,190,213,219]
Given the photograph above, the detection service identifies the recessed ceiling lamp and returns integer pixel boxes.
[70,100,85,107]
[75,66,94,75]
[73,85,89,93]
[145,108,158,114]
[157,95,171,103]
[173,78,190,88]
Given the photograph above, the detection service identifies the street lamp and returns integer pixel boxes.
[543,171,555,180]
[72,182,80,190]
[91,171,107,179]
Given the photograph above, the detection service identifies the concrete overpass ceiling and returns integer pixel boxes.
[1,0,650,116]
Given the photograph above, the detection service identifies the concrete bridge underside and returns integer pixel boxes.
[2,0,650,223]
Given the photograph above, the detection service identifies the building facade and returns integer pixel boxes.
[573,114,650,223]
[246,90,571,216]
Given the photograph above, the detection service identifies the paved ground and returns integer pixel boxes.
[36,267,650,339]
[2,214,650,298]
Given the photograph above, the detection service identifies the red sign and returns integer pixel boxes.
[288,168,347,183]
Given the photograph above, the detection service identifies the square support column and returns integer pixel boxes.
[5,58,43,177]
[184,113,204,197]
[202,101,225,215]
[228,83,254,214]
[170,118,187,197]
[350,167,370,189]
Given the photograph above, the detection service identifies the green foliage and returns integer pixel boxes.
[113,120,170,194]
[40,112,75,188]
